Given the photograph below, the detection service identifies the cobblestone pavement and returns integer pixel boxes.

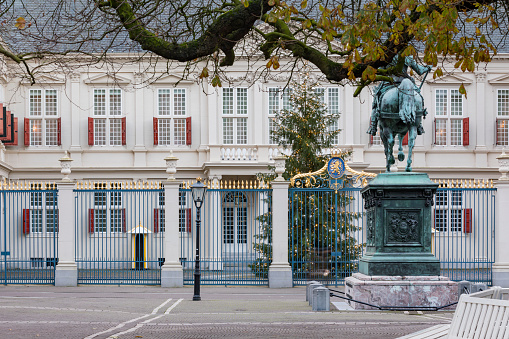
[0,286,454,339]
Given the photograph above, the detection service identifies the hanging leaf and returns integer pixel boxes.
[199,67,209,79]
[211,75,222,87]
[459,83,467,98]
[15,17,26,29]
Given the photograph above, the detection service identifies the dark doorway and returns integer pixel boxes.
[135,234,145,270]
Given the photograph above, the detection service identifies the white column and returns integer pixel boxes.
[55,181,77,286]
[161,180,184,287]
[268,158,292,287]
[493,150,509,287]
[474,72,488,167]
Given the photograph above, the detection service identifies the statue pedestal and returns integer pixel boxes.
[348,173,457,309]
[345,273,458,310]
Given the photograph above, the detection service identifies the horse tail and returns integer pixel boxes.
[398,78,415,124]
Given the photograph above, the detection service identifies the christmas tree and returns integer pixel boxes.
[250,72,363,284]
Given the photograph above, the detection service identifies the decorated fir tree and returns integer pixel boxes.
[251,73,363,283]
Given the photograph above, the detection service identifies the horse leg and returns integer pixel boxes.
[406,126,417,172]
[398,133,405,161]
[387,132,395,171]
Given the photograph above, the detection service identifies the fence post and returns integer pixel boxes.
[55,153,77,286]
[161,154,183,287]
[493,150,509,287]
[268,156,292,288]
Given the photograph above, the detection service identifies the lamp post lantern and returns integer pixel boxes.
[191,178,207,301]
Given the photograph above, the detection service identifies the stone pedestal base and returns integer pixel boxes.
[345,273,458,310]
[55,262,78,287]
[161,263,183,287]
[268,263,292,288]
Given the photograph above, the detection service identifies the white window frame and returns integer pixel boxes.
[28,89,60,147]
[222,88,248,145]
[267,87,292,145]
[314,87,341,145]
[497,89,509,146]
[93,183,123,234]
[29,185,58,234]
[93,88,123,146]
[434,88,464,146]
[434,188,463,233]
[156,88,188,146]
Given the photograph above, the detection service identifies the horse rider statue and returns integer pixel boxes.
[367,56,431,137]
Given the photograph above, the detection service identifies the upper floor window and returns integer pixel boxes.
[24,89,61,146]
[153,88,191,146]
[88,89,126,146]
[497,89,509,146]
[315,87,340,144]
[434,89,469,146]
[268,88,291,144]
[222,88,248,145]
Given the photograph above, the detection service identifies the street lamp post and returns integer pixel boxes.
[191,178,207,301]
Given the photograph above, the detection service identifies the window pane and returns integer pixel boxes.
[435,190,447,206]
[450,90,463,116]
[236,117,247,144]
[237,88,248,115]
[328,88,339,114]
[94,89,106,116]
[282,89,292,110]
[160,209,166,232]
[450,119,463,146]
[268,88,279,116]
[109,89,122,116]
[223,88,234,115]
[451,209,462,232]
[174,89,186,116]
[497,119,509,146]
[179,209,185,233]
[29,90,42,116]
[269,117,277,144]
[314,88,325,104]
[174,118,186,145]
[237,208,247,244]
[452,191,462,205]
[371,130,382,146]
[435,119,447,145]
[30,120,42,146]
[223,118,233,144]
[498,90,509,116]
[31,210,43,233]
[434,209,447,232]
[94,119,106,146]
[46,208,58,233]
[158,89,171,116]
[45,90,58,116]
[45,191,57,207]
[109,118,122,146]
[110,209,123,233]
[158,118,171,145]
[95,209,107,233]
[110,191,122,206]
[329,119,339,144]
[45,119,59,146]
[223,207,234,244]
[435,89,447,116]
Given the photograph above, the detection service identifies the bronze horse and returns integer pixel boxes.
[377,78,427,172]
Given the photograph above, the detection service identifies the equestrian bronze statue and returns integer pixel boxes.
[367,56,431,172]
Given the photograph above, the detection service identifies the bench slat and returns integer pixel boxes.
[396,324,450,339]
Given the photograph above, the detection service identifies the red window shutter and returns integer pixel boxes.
[5,117,18,146]
[153,208,159,233]
[22,209,30,235]
[88,117,94,146]
[402,132,409,146]
[464,208,472,233]
[88,209,94,233]
[370,134,373,145]
[122,208,126,233]
[57,117,61,146]
[24,118,30,146]
[186,117,192,145]
[121,117,126,145]
[186,208,192,232]
[463,117,469,146]
[153,117,158,145]
[0,103,4,137]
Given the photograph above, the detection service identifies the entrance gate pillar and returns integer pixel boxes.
[493,150,509,287]
[269,157,292,288]
[55,181,77,286]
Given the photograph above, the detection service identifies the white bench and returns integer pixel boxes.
[399,287,509,339]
